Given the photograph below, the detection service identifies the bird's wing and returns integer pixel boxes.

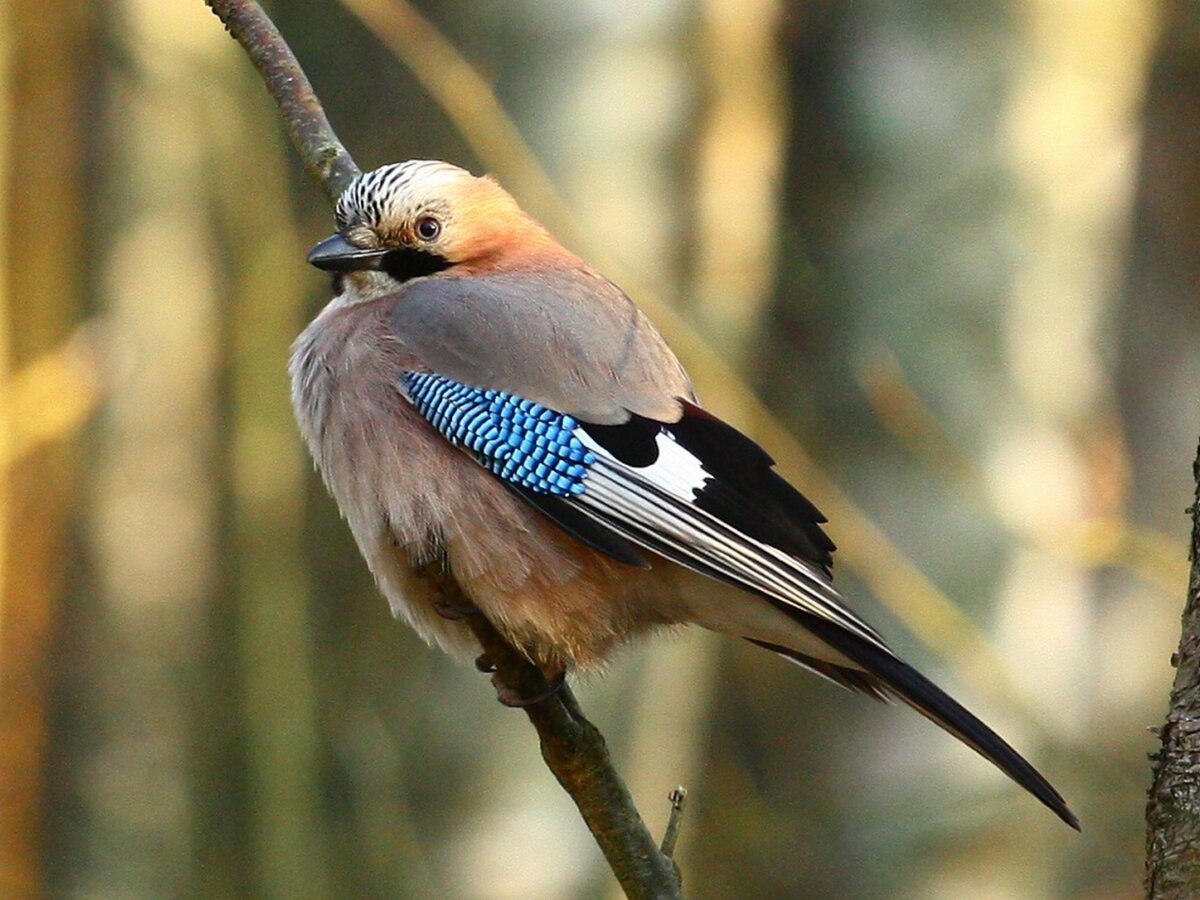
[395,369,1079,831]
[389,270,694,425]
[397,369,871,645]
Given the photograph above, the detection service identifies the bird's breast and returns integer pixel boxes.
[290,297,447,553]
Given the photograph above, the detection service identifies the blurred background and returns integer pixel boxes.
[2,0,1195,896]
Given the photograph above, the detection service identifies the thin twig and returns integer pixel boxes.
[660,787,688,860]
[205,0,359,201]
[203,2,683,897]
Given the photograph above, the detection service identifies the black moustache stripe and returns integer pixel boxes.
[381,247,452,283]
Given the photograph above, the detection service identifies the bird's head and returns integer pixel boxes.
[308,160,562,296]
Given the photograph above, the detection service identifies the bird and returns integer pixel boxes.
[291,158,1078,830]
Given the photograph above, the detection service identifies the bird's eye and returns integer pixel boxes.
[415,216,441,242]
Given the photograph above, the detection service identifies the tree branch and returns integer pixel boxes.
[1147,437,1200,897]
[205,0,359,202]
[203,2,683,896]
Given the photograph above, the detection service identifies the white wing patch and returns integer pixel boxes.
[575,430,710,501]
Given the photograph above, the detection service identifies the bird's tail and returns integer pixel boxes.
[755,611,1080,831]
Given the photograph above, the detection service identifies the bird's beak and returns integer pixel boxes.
[306,234,390,272]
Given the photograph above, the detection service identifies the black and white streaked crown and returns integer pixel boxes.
[335,160,468,232]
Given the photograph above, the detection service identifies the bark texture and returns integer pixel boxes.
[1147,439,1200,897]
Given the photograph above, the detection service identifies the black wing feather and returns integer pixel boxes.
[669,402,835,569]
[586,401,837,570]
[502,482,650,569]
[581,416,662,467]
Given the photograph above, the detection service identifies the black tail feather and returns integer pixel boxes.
[772,613,1080,830]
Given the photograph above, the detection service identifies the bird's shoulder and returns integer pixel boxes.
[386,266,692,424]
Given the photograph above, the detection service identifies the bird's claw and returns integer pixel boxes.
[492,666,566,708]
[432,594,480,620]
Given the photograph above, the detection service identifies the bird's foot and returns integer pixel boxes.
[492,664,567,708]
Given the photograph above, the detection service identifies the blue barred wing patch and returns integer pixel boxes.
[401,371,596,495]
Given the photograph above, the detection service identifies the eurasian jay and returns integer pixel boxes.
[292,159,1078,829]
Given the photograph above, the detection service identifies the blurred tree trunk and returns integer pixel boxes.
[1118,6,1200,536]
[210,59,332,899]
[64,4,227,895]
[0,0,88,896]
[1141,6,1200,897]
